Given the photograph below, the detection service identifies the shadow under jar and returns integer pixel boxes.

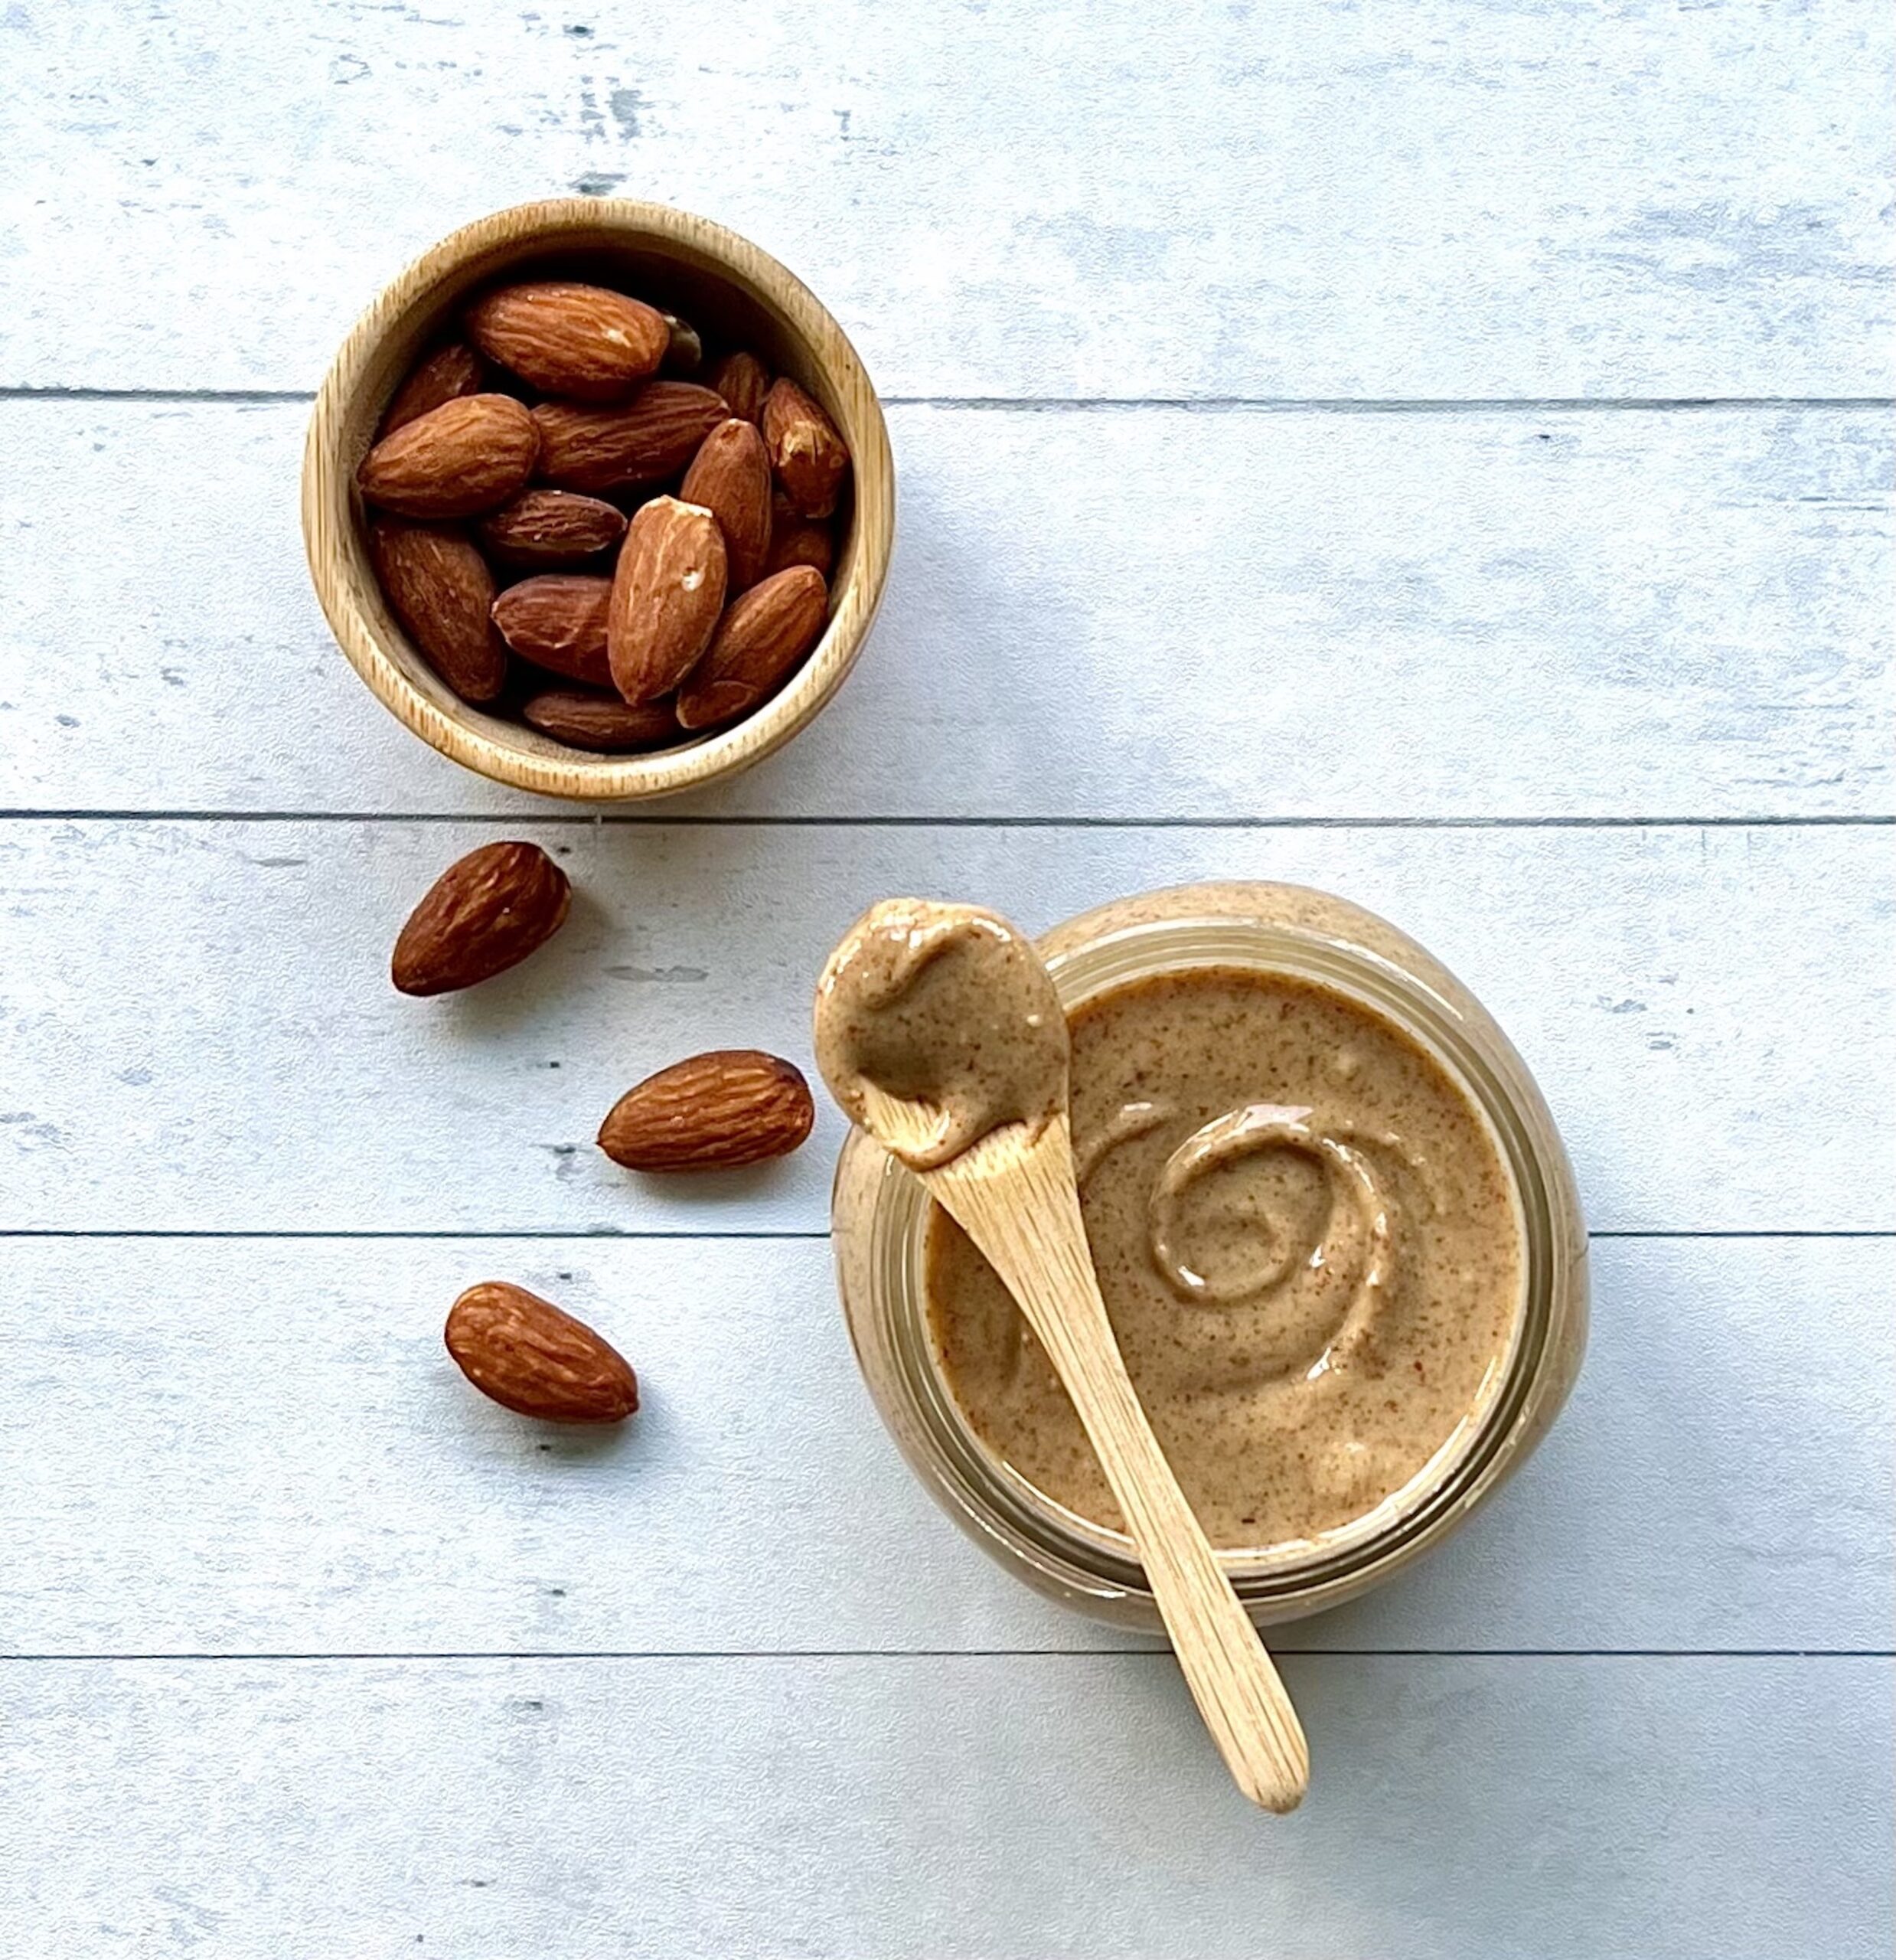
[831,882,1589,1628]
[303,198,893,801]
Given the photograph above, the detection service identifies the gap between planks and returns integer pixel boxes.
[2,813,1891,829]
[2,388,1892,411]
[0,1229,1888,1242]
[3,1650,1889,1664]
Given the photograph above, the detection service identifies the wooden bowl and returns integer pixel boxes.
[302,199,893,801]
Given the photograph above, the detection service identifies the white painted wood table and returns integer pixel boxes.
[2,4,1891,1954]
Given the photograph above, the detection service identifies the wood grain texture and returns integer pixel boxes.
[0,821,1883,1235]
[1,1234,1887,1662]
[2,401,1888,817]
[5,1656,1889,1958]
[1,2,1888,397]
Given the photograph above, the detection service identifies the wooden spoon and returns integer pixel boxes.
[815,903,1310,1812]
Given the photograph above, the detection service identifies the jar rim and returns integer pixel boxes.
[836,903,1576,1615]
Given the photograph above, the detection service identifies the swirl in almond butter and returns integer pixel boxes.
[928,965,1523,1552]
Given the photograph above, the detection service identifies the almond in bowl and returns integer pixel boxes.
[303,200,893,801]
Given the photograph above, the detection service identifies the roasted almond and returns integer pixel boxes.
[532,383,728,494]
[491,574,613,687]
[522,688,682,753]
[607,496,728,704]
[357,393,540,518]
[379,341,487,435]
[761,377,849,518]
[677,565,828,730]
[390,841,571,997]
[477,488,627,568]
[369,521,508,704]
[763,498,837,580]
[707,349,769,425]
[660,311,703,374]
[445,1281,639,1423]
[465,281,668,400]
[598,1050,815,1171]
[679,418,772,590]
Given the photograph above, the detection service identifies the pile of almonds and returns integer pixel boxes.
[357,279,851,752]
[393,838,816,1425]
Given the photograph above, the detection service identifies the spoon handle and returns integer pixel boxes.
[928,1115,1310,1814]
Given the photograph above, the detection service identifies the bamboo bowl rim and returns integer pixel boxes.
[301,198,894,802]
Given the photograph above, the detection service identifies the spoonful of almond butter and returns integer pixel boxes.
[814,899,1310,1813]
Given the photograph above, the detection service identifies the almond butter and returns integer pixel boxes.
[369,521,509,704]
[390,841,571,997]
[477,488,627,568]
[598,1050,815,1171]
[445,1281,639,1423]
[522,688,682,752]
[379,341,487,436]
[761,377,849,518]
[708,350,770,426]
[532,383,728,494]
[680,418,772,590]
[607,496,728,704]
[676,565,828,730]
[465,281,668,400]
[357,393,540,518]
[490,574,613,687]
[763,498,837,580]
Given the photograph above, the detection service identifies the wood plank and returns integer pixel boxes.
[0,820,1885,1234]
[2,1235,1885,1658]
[6,1655,1888,1957]
[2,3,1888,396]
[0,402,1888,818]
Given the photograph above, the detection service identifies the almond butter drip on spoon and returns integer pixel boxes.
[814,900,1310,1813]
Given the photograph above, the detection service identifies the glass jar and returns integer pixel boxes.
[831,881,1588,1628]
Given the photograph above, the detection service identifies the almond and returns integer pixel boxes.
[477,489,627,568]
[607,496,728,704]
[379,341,486,436]
[522,688,682,753]
[390,841,571,997]
[763,498,837,580]
[370,521,508,704]
[708,350,769,426]
[761,377,850,518]
[445,1281,638,1423]
[491,574,613,687]
[357,393,540,518]
[679,419,772,590]
[465,281,668,400]
[532,383,728,494]
[598,1050,815,1171]
[676,565,828,730]
[660,311,703,374]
